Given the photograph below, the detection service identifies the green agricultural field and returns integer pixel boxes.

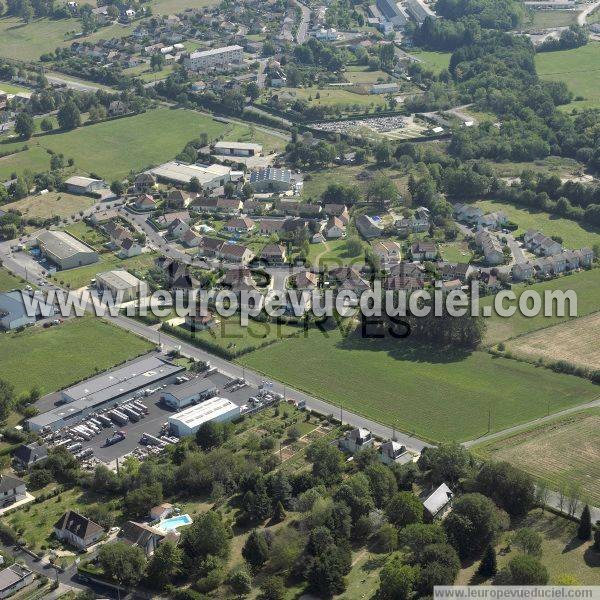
[0,316,153,396]
[529,9,579,28]
[2,191,95,220]
[0,81,31,94]
[535,42,600,110]
[475,199,600,248]
[0,108,284,180]
[482,268,600,345]
[491,155,583,179]
[344,65,392,85]
[0,267,25,291]
[151,0,219,15]
[274,86,389,108]
[409,49,452,74]
[239,326,599,442]
[473,409,600,506]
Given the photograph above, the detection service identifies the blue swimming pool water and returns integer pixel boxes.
[159,514,193,531]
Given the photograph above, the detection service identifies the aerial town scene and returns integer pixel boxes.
[0,0,599,596]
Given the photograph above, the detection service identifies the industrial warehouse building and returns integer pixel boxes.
[148,162,231,188]
[37,230,99,271]
[168,397,240,437]
[27,357,185,431]
[96,270,148,302]
[161,376,220,410]
[249,168,293,193]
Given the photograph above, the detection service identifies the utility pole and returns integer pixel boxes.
[340,404,343,425]
[488,406,492,433]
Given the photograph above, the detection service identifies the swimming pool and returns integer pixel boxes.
[158,514,193,531]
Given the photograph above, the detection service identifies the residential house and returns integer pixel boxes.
[185,312,217,330]
[323,204,348,221]
[477,211,508,230]
[12,442,48,470]
[216,198,243,214]
[311,232,326,244]
[155,211,190,229]
[356,214,383,239]
[243,200,272,214]
[134,194,156,211]
[220,243,255,264]
[475,230,504,266]
[118,237,142,259]
[103,221,130,247]
[372,240,401,269]
[339,427,374,454]
[224,217,255,233]
[181,229,201,248]
[0,475,26,507]
[0,564,34,599]
[167,189,193,209]
[295,271,318,289]
[168,218,190,239]
[260,244,286,265]
[436,262,475,283]
[53,511,104,550]
[221,266,260,293]
[134,173,157,192]
[325,216,346,239]
[385,261,427,292]
[156,257,187,285]
[411,240,437,261]
[511,261,534,281]
[379,440,412,465]
[524,230,563,256]
[454,203,483,224]
[119,521,167,556]
[198,237,225,257]
[150,503,173,520]
[193,197,219,213]
[441,278,462,292]
[172,273,200,292]
[327,266,370,293]
[259,218,286,235]
[422,483,453,521]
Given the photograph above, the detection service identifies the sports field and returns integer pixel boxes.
[505,311,600,371]
[0,108,279,181]
[482,268,600,345]
[409,49,452,74]
[2,191,95,220]
[535,42,600,110]
[0,316,153,396]
[238,326,599,442]
[474,409,600,505]
[474,199,600,248]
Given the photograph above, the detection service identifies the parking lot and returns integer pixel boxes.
[38,369,266,468]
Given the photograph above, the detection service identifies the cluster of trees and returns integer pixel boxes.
[435,0,524,30]
[293,39,350,73]
[3,0,71,22]
[538,25,588,52]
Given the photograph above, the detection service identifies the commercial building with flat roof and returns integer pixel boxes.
[184,45,243,71]
[249,168,293,193]
[148,162,231,188]
[161,376,220,409]
[376,0,409,26]
[96,270,147,302]
[37,230,99,271]
[169,397,240,437]
[27,357,185,431]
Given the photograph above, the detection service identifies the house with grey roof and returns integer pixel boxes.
[0,564,34,599]
[54,511,104,550]
[12,442,48,470]
[379,440,412,465]
[0,475,27,508]
[339,427,374,454]
[422,483,453,521]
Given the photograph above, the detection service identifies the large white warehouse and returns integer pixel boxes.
[168,397,240,437]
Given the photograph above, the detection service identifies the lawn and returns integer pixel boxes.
[0,316,153,396]
[490,155,583,179]
[2,192,95,220]
[151,0,219,15]
[473,409,600,506]
[238,325,599,442]
[54,251,157,290]
[0,81,30,94]
[438,238,472,263]
[6,486,122,551]
[529,9,579,28]
[456,509,600,585]
[0,108,284,181]
[409,49,452,74]
[535,42,600,110]
[474,199,600,248]
[482,268,600,345]
[64,222,108,249]
[220,121,286,153]
[344,65,391,85]
[0,267,26,291]
[272,86,389,108]
[307,238,367,267]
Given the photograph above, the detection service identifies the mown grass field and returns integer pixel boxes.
[438,238,472,263]
[505,311,600,371]
[491,155,583,178]
[473,409,600,506]
[482,268,600,345]
[0,108,284,180]
[238,326,599,442]
[475,199,600,248]
[272,86,389,108]
[0,316,153,396]
[2,191,95,220]
[409,49,452,74]
[0,80,30,94]
[456,509,600,585]
[535,42,600,110]
[343,65,391,85]
[0,267,25,291]
[307,238,367,267]
[529,9,579,28]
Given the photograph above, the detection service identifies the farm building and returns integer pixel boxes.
[27,357,185,431]
[214,141,263,157]
[149,162,231,189]
[64,176,105,195]
[161,377,220,409]
[96,270,147,302]
[36,230,99,270]
[168,397,240,437]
